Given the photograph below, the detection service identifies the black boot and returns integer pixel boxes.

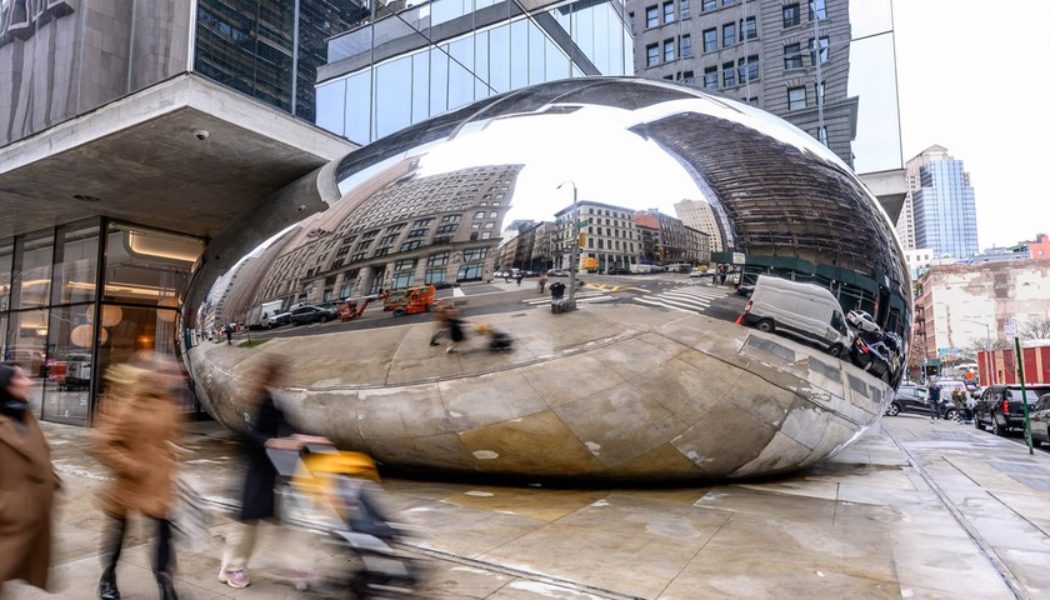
[156,573,178,600]
[98,567,120,600]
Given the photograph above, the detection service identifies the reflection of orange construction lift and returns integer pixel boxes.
[336,296,377,321]
[387,285,436,317]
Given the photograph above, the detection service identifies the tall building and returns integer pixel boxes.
[627,0,857,166]
[910,146,978,260]
[675,198,724,251]
[315,0,633,143]
[897,144,948,250]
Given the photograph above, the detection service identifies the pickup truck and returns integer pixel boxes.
[973,384,1050,436]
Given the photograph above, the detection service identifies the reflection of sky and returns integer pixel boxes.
[848,0,902,173]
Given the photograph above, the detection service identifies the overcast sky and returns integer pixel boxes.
[893,0,1050,249]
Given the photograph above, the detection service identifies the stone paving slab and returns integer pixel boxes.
[7,416,1050,599]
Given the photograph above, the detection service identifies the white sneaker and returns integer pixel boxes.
[219,569,251,589]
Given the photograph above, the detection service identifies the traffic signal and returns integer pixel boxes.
[578,232,586,248]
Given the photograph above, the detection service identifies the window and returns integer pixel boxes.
[355,240,372,251]
[784,43,803,69]
[436,223,457,234]
[374,247,390,257]
[425,268,447,284]
[647,43,659,66]
[783,3,800,28]
[473,211,485,219]
[428,252,450,266]
[681,34,693,57]
[742,17,757,39]
[350,252,366,262]
[702,0,715,10]
[646,5,659,28]
[680,0,690,19]
[664,39,676,62]
[818,126,829,146]
[413,218,433,227]
[815,81,825,106]
[441,214,461,223]
[723,23,735,47]
[400,240,422,252]
[394,258,416,271]
[704,66,718,89]
[788,86,806,110]
[722,62,735,87]
[379,233,398,245]
[738,55,758,83]
[406,228,428,239]
[809,0,827,21]
[809,36,829,65]
[462,248,487,261]
[628,12,635,34]
[663,1,674,23]
[702,28,717,52]
[682,70,695,84]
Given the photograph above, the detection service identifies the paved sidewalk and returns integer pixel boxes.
[6,415,1049,599]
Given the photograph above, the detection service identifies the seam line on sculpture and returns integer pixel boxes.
[883,425,1028,600]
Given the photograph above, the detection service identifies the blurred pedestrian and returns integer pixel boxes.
[516,273,523,286]
[90,354,185,600]
[224,324,233,345]
[219,357,325,589]
[538,273,548,294]
[444,304,465,354]
[0,363,60,597]
[429,300,452,347]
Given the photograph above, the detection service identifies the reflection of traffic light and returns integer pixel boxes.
[578,233,586,248]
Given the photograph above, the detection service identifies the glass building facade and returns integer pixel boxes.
[194,0,372,122]
[0,219,204,425]
[317,0,633,143]
[913,160,978,260]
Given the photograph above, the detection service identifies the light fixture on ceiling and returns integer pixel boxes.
[73,194,102,203]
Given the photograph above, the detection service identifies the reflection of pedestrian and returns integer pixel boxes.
[446,308,465,354]
[538,273,548,294]
[430,301,452,346]
[718,265,727,286]
[1,363,60,597]
[516,273,523,286]
[91,354,185,600]
[224,325,233,345]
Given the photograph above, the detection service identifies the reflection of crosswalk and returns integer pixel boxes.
[634,286,730,314]
[521,291,614,306]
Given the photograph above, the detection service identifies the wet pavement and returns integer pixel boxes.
[6,414,1050,599]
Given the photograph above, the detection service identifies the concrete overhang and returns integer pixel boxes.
[0,73,356,240]
[859,168,907,225]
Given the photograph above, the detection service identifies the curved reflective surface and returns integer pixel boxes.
[182,78,910,480]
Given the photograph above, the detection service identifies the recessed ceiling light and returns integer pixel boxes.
[73,194,101,202]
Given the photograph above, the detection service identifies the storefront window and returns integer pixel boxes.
[13,232,53,309]
[4,309,49,415]
[55,223,100,305]
[104,224,201,307]
[0,240,11,312]
[42,304,95,425]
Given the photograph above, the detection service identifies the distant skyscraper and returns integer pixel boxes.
[897,144,950,250]
[910,145,978,259]
[675,199,724,252]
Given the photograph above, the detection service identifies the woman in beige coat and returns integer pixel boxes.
[0,362,60,597]
[90,355,185,600]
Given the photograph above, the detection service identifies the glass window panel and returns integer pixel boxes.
[510,20,529,89]
[489,24,511,93]
[609,10,625,75]
[623,30,634,75]
[574,4,597,73]
[449,36,475,109]
[346,70,372,143]
[5,309,48,416]
[56,224,99,305]
[524,23,542,84]
[103,224,201,307]
[412,52,430,122]
[430,45,450,115]
[94,304,188,412]
[545,38,570,81]
[13,232,53,310]
[475,31,491,99]
[315,79,346,136]
[375,57,413,138]
[42,304,94,425]
[0,240,11,313]
[0,315,6,362]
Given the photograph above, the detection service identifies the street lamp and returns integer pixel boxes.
[557,180,579,308]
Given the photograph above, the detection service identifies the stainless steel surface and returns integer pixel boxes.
[182,78,910,480]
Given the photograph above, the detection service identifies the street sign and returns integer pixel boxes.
[732,252,745,265]
[1005,319,1019,338]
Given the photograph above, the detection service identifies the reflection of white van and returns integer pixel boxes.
[741,275,851,357]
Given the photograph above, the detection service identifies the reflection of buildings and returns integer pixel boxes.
[635,112,908,335]
[635,209,710,265]
[675,199,724,252]
[315,0,633,143]
[629,0,857,166]
[255,163,524,304]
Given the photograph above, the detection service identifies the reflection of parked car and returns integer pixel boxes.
[974,384,1050,436]
[290,305,338,325]
[432,280,457,290]
[547,269,568,277]
[846,309,881,333]
[735,283,755,297]
[740,275,851,357]
[1031,395,1050,447]
[885,383,930,416]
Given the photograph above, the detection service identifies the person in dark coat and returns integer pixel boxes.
[0,363,60,597]
[218,357,325,589]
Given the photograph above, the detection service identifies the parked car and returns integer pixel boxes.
[1030,395,1050,447]
[846,309,881,334]
[973,384,1050,435]
[885,383,930,417]
[289,305,338,326]
[266,311,291,328]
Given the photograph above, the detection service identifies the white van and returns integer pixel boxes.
[741,275,852,357]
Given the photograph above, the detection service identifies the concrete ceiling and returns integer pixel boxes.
[0,107,336,240]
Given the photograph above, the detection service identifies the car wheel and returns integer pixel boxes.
[828,344,845,358]
[944,409,958,421]
[885,402,900,417]
[756,319,775,333]
[992,419,1004,436]
[393,308,406,317]
[320,316,328,323]
[974,416,983,430]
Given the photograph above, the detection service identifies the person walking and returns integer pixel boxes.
[224,324,234,345]
[538,273,548,294]
[516,272,523,286]
[90,354,185,600]
[927,380,942,423]
[219,358,325,589]
[0,363,60,598]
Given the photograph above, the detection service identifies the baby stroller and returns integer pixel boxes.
[474,323,513,352]
[267,444,423,598]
